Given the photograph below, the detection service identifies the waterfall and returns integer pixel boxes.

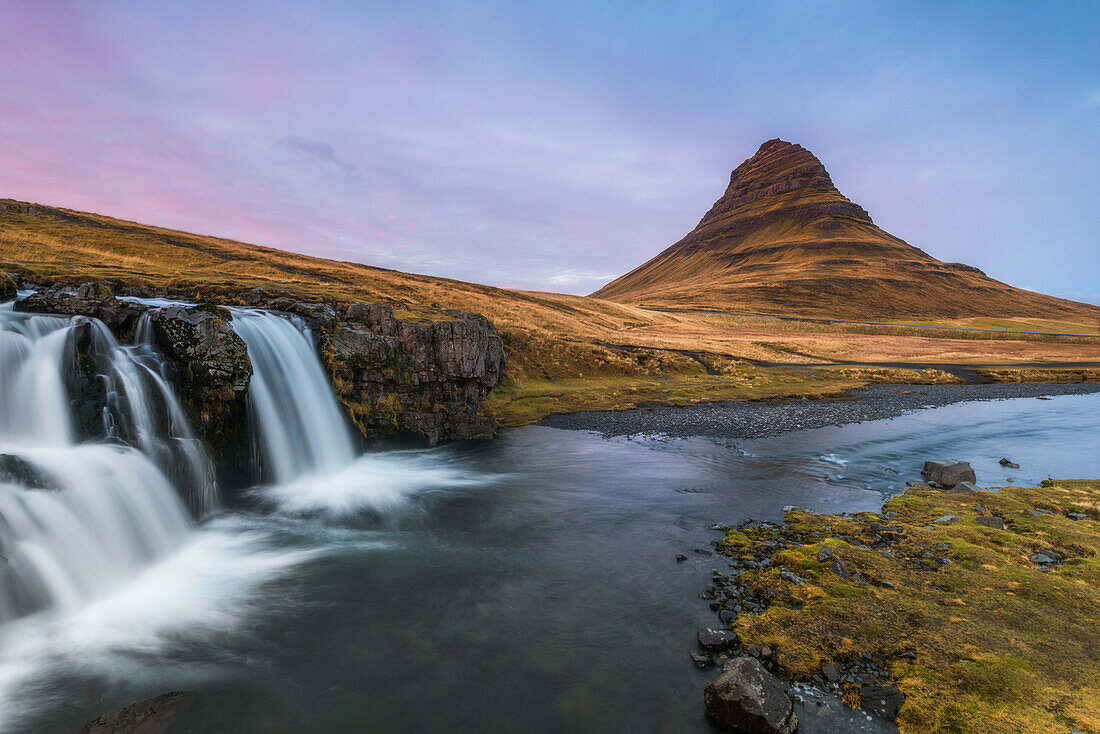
[228,309,355,484]
[0,299,205,623]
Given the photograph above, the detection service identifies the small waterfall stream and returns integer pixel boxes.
[0,300,206,622]
[229,309,355,484]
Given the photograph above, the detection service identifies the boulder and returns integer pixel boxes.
[859,684,905,721]
[999,457,1021,469]
[921,460,976,488]
[698,628,739,650]
[704,657,798,734]
[0,454,56,490]
[0,272,15,301]
[975,516,1005,531]
[81,691,200,733]
[951,481,980,494]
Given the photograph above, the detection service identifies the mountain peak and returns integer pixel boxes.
[699,139,869,227]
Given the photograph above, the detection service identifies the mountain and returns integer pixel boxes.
[592,139,1099,320]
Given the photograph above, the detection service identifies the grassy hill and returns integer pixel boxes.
[3,198,1098,425]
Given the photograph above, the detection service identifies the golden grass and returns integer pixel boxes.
[722,481,1100,733]
[3,199,1098,424]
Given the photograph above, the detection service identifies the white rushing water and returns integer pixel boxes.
[229,309,355,484]
[0,299,210,623]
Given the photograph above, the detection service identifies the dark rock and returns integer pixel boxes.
[921,460,976,488]
[826,559,848,578]
[151,305,252,485]
[779,570,805,586]
[692,652,714,669]
[0,272,15,301]
[704,657,798,734]
[698,628,740,650]
[859,684,905,721]
[951,481,980,494]
[0,454,56,490]
[323,306,505,444]
[15,284,143,337]
[822,663,840,683]
[1067,512,1088,522]
[999,457,1020,469]
[975,516,1005,531]
[81,691,200,733]
[675,554,688,562]
[816,547,835,563]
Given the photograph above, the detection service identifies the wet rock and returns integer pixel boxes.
[921,460,976,488]
[692,652,714,669]
[323,307,505,444]
[0,272,15,301]
[859,684,905,721]
[151,305,252,484]
[999,457,1021,469]
[699,628,740,650]
[676,554,688,562]
[975,516,1005,531]
[0,454,56,490]
[15,283,143,337]
[82,691,200,733]
[704,657,798,734]
[822,663,840,683]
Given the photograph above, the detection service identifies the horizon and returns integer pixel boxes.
[3,1,1099,305]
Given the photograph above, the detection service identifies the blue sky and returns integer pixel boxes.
[2,1,1097,302]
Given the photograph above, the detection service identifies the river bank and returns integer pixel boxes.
[539,382,1100,440]
[696,476,1100,733]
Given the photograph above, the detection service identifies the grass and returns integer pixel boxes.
[3,199,1098,425]
[720,481,1100,733]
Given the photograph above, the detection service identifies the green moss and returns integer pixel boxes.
[722,480,1100,734]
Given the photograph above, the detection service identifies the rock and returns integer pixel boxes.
[974,516,1005,530]
[14,283,144,337]
[704,657,798,734]
[951,481,980,494]
[933,515,957,524]
[323,307,505,444]
[0,454,56,490]
[999,457,1020,469]
[1030,553,1056,565]
[826,559,848,578]
[859,684,905,721]
[779,570,805,586]
[1025,509,1053,517]
[151,305,253,486]
[921,460,976,488]
[816,547,835,563]
[822,663,840,683]
[675,554,688,562]
[81,691,200,733]
[698,628,740,650]
[692,652,713,669]
[0,272,15,301]
[1067,512,1088,521]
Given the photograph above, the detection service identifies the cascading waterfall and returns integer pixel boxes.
[0,298,206,623]
[228,309,355,484]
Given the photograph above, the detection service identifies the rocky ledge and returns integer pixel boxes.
[14,282,504,479]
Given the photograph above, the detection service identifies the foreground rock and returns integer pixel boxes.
[149,305,254,483]
[82,691,200,733]
[921,459,976,488]
[15,282,143,337]
[321,303,505,444]
[0,272,15,300]
[704,657,798,733]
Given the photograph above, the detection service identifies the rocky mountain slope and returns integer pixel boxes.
[593,139,1100,320]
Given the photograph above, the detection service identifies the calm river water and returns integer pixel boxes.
[4,391,1099,733]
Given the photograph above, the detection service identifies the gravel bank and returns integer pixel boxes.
[538,382,1100,439]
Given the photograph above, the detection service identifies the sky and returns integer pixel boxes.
[2,1,1098,303]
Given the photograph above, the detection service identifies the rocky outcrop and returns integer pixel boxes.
[82,691,201,734]
[14,282,144,337]
[149,305,253,484]
[704,657,798,734]
[0,272,15,301]
[321,303,505,444]
[921,460,976,489]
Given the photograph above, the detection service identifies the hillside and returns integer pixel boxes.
[3,198,1099,425]
[593,139,1100,321]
